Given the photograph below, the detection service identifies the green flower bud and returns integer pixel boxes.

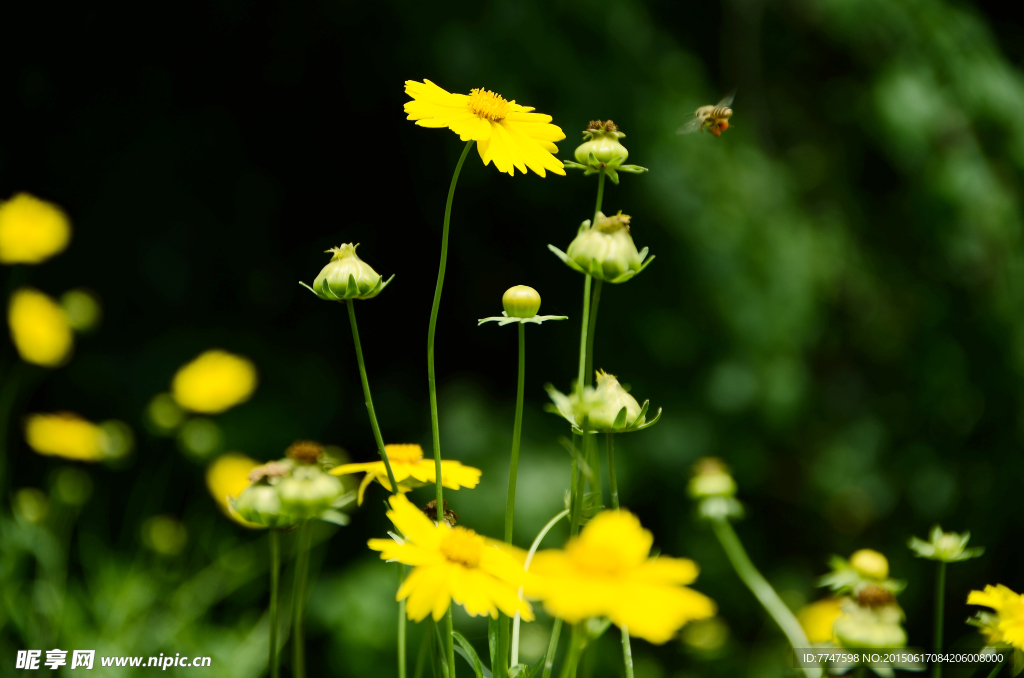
[233,483,293,528]
[908,525,984,562]
[502,285,541,319]
[277,465,344,519]
[574,120,628,165]
[565,212,648,283]
[304,243,392,301]
[833,600,907,649]
[688,457,737,498]
[850,549,889,580]
[588,370,644,431]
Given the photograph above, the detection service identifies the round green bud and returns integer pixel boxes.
[60,288,102,333]
[586,370,644,431]
[850,549,889,580]
[277,465,343,519]
[312,244,384,301]
[502,285,541,318]
[566,212,643,282]
[574,120,629,165]
[234,483,293,528]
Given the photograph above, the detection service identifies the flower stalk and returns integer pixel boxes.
[933,561,946,678]
[269,530,281,678]
[292,522,312,678]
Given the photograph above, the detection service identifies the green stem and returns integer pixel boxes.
[444,608,456,678]
[292,522,312,678]
[985,658,1007,678]
[428,139,475,511]
[606,434,618,510]
[933,561,946,678]
[710,518,820,678]
[584,280,602,388]
[504,323,526,542]
[621,626,634,678]
[575,278,592,395]
[347,300,399,493]
[512,509,570,667]
[399,564,407,678]
[269,530,280,678]
[541,618,564,678]
[593,171,605,224]
[557,625,584,678]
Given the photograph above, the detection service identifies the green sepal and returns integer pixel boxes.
[548,244,588,276]
[562,160,588,171]
[618,164,649,174]
[478,311,568,327]
[452,630,488,678]
[612,407,628,430]
[605,168,620,185]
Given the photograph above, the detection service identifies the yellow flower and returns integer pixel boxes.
[171,350,257,414]
[369,493,532,622]
[8,288,73,367]
[206,453,262,528]
[968,584,1024,650]
[525,510,716,644]
[331,443,481,505]
[25,413,107,462]
[404,80,566,177]
[798,597,846,644]
[0,193,71,264]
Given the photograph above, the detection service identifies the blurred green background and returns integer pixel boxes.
[2,0,1024,675]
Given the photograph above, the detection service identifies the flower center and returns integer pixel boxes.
[384,444,424,465]
[440,527,485,568]
[468,88,511,122]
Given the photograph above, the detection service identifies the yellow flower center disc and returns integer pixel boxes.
[468,89,510,122]
[440,527,485,568]
[384,443,424,464]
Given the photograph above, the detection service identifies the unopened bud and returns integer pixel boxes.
[850,549,889,580]
[277,465,344,519]
[566,212,646,283]
[306,243,392,301]
[574,120,629,165]
[502,285,542,319]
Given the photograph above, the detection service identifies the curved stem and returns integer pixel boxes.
[428,140,475,511]
[512,509,570,666]
[584,280,602,388]
[292,522,313,678]
[347,301,399,493]
[398,564,407,678]
[933,561,946,678]
[606,434,619,510]
[269,530,280,678]
[710,518,820,678]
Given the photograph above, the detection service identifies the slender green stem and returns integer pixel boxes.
[512,509,570,667]
[710,518,820,678]
[933,561,946,678]
[575,278,592,395]
[292,522,312,678]
[428,140,475,511]
[985,657,1007,678]
[606,434,619,510]
[621,626,634,678]
[269,530,280,678]
[593,171,605,224]
[347,300,399,493]
[557,624,584,678]
[584,280,602,388]
[444,608,456,678]
[569,447,585,537]
[398,564,407,678]
[504,324,526,541]
[541,618,564,678]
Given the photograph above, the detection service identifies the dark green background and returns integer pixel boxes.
[2,0,1022,675]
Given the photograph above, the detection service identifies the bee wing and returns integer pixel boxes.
[715,90,736,108]
[676,116,705,135]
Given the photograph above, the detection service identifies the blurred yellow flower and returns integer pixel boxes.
[0,193,71,264]
[798,597,845,644]
[404,80,566,177]
[525,510,716,644]
[8,288,73,367]
[25,413,106,462]
[206,453,262,527]
[171,350,257,413]
[968,584,1024,649]
[368,493,532,622]
[332,443,481,505]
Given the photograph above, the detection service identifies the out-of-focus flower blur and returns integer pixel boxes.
[171,350,257,414]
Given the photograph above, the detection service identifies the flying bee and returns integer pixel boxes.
[677,91,735,137]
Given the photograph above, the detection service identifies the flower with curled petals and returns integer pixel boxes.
[967,584,1024,650]
[368,493,533,622]
[404,80,566,177]
[524,509,716,644]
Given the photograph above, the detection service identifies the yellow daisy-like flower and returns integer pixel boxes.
[171,350,258,414]
[524,510,716,644]
[798,597,846,644]
[8,288,74,367]
[331,443,481,505]
[0,193,71,265]
[25,413,107,462]
[205,453,262,528]
[369,492,533,622]
[404,80,566,177]
[968,584,1024,649]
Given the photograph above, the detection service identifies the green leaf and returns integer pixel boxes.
[488,615,500,671]
[1013,648,1023,677]
[452,630,488,678]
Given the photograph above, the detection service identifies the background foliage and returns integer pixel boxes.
[2,0,1023,675]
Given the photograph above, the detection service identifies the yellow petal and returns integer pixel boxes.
[635,557,700,585]
[387,493,444,550]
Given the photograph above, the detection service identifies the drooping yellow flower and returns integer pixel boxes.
[171,350,257,414]
[968,584,1024,649]
[524,510,716,644]
[206,453,262,528]
[0,193,71,264]
[404,80,566,177]
[8,288,73,367]
[25,413,107,462]
[798,597,846,644]
[369,493,532,622]
[332,443,481,505]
